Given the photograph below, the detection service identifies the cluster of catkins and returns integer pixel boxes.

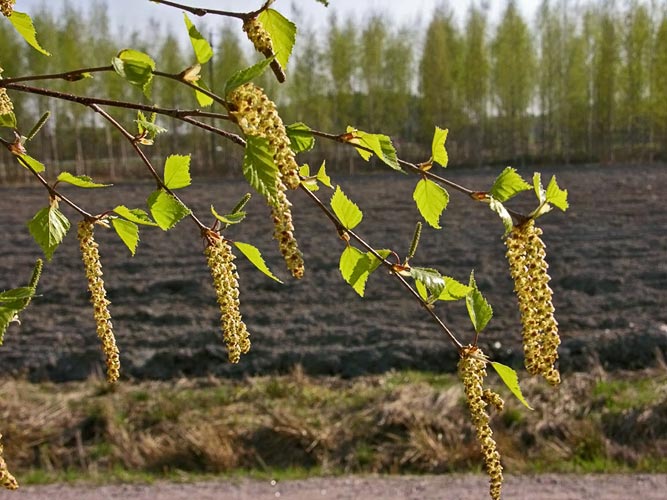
[228,82,304,279]
[458,346,504,500]
[204,233,250,363]
[505,219,560,385]
[0,434,18,490]
[0,0,14,18]
[78,221,120,383]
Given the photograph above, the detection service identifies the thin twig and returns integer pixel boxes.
[89,104,208,232]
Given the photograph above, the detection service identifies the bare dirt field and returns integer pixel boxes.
[1,474,666,500]
[0,163,665,381]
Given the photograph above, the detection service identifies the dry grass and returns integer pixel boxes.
[1,365,666,483]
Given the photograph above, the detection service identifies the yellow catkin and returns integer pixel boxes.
[228,82,300,190]
[204,234,251,363]
[0,434,18,490]
[78,221,120,383]
[505,220,561,385]
[0,0,15,18]
[0,88,12,116]
[458,346,504,500]
[242,16,274,58]
[228,83,305,279]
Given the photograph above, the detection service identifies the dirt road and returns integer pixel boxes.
[1,475,666,500]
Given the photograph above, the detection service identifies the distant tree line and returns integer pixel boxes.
[2,0,667,180]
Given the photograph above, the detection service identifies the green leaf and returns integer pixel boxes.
[330,186,363,230]
[0,287,35,302]
[17,154,46,173]
[533,172,546,204]
[0,111,17,128]
[299,164,318,191]
[345,249,391,297]
[489,167,531,202]
[135,112,166,144]
[8,11,50,56]
[112,49,155,97]
[224,57,274,96]
[286,122,315,153]
[466,271,493,334]
[413,178,449,229]
[113,206,158,226]
[339,245,365,283]
[27,205,70,261]
[491,362,534,410]
[192,79,214,107]
[345,127,400,171]
[317,162,332,188]
[258,9,297,69]
[0,260,42,345]
[211,205,246,225]
[111,218,139,255]
[243,135,279,202]
[57,172,111,188]
[163,154,191,190]
[410,267,446,299]
[489,197,514,236]
[184,13,213,64]
[546,176,569,211]
[147,190,191,231]
[234,241,282,283]
[438,276,473,301]
[431,126,449,167]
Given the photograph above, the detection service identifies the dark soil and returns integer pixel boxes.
[1,164,665,381]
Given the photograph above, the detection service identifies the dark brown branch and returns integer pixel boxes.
[299,183,464,350]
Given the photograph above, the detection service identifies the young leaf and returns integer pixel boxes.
[211,205,246,225]
[546,175,569,211]
[184,13,213,64]
[112,49,155,97]
[299,164,319,191]
[410,267,446,299]
[192,79,214,107]
[8,11,50,56]
[258,9,297,69]
[224,57,274,96]
[234,241,283,283]
[27,205,70,261]
[489,167,531,203]
[466,271,493,334]
[345,127,401,171]
[431,127,449,167]
[163,154,191,190]
[438,276,473,301]
[491,362,534,410]
[331,186,363,230]
[135,112,166,144]
[112,218,140,255]
[286,122,315,153]
[339,245,365,284]
[57,172,111,188]
[533,172,546,205]
[317,162,332,188]
[0,111,17,128]
[113,206,158,226]
[16,154,46,173]
[0,260,42,345]
[243,136,279,202]
[489,197,514,236]
[413,178,449,229]
[147,190,191,231]
[344,249,390,297]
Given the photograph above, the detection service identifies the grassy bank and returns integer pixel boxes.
[1,366,666,485]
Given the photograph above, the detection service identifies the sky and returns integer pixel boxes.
[21,0,539,40]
